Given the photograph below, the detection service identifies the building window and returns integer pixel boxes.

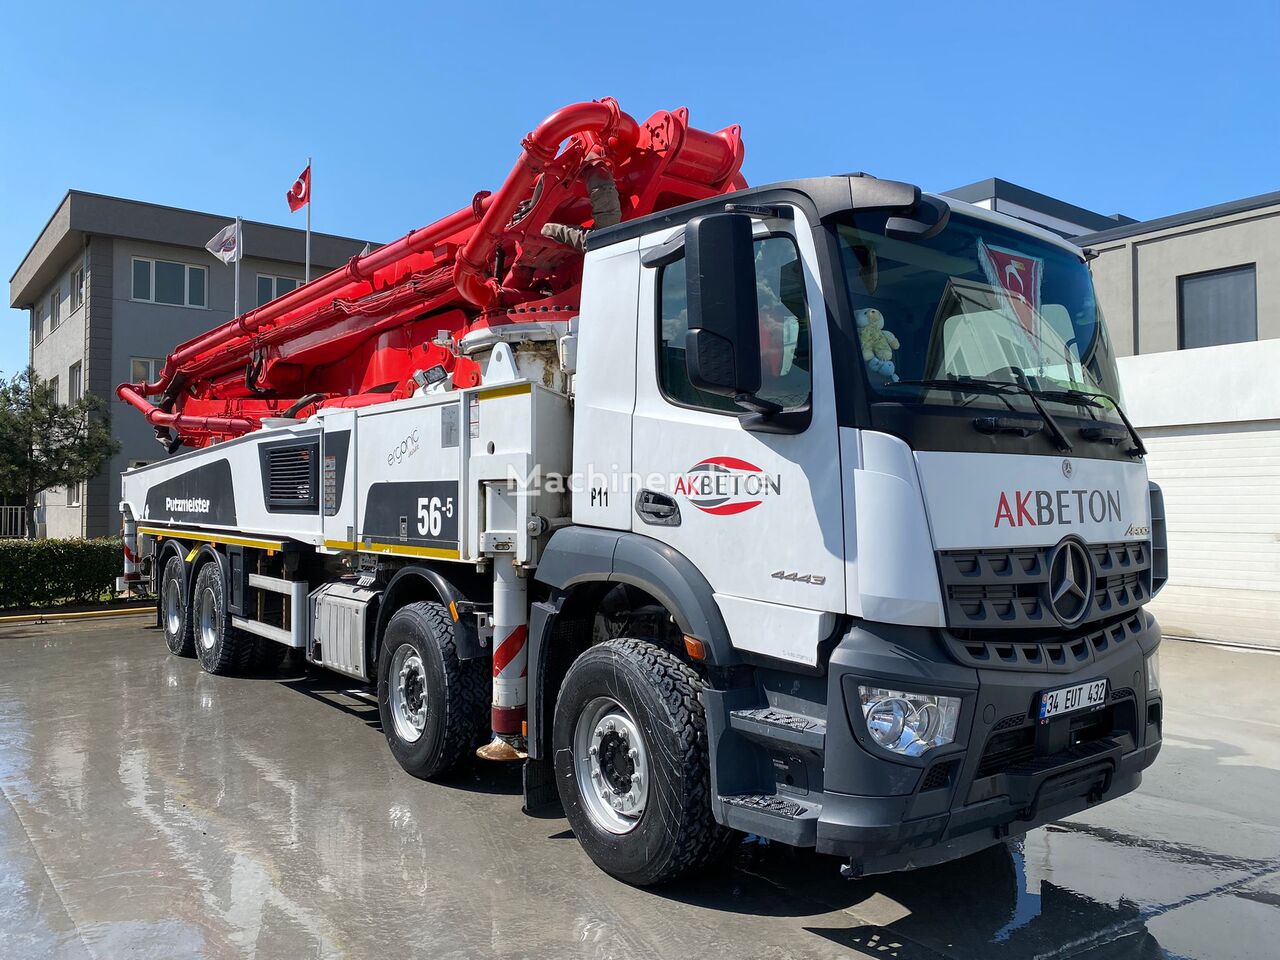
[49,289,61,330]
[66,481,80,507]
[131,357,164,383]
[257,274,299,307]
[71,267,85,311]
[48,375,59,402]
[1178,264,1257,350]
[68,362,82,403]
[31,306,42,344]
[131,257,208,308]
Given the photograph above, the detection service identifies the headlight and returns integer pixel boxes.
[1146,648,1161,695]
[858,686,961,757]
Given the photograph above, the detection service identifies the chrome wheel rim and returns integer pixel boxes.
[390,645,428,743]
[164,577,183,636]
[197,587,218,651]
[573,697,649,835]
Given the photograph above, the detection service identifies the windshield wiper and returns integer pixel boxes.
[887,374,1074,452]
[1009,370,1074,452]
[1038,386,1147,456]
[885,376,1023,409]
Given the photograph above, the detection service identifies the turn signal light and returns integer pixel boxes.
[683,635,706,661]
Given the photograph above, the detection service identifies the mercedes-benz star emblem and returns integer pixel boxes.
[1047,538,1093,627]
[1061,458,1074,479]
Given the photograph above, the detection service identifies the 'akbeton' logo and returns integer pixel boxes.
[674,457,781,516]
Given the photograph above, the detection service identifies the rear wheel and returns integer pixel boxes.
[160,554,195,657]
[376,602,489,779]
[191,561,254,675]
[553,637,731,886]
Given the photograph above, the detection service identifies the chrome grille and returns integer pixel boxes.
[939,540,1150,631]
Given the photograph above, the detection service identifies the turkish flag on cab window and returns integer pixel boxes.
[286,165,311,211]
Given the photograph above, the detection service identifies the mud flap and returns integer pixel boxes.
[522,752,562,815]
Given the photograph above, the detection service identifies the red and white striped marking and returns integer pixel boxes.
[491,623,527,734]
[121,519,141,583]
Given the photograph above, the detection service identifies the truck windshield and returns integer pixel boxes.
[835,211,1125,418]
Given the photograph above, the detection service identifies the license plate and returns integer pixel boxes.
[1038,678,1108,722]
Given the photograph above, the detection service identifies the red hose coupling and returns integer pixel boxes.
[521,133,558,168]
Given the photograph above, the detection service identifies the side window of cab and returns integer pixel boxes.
[657,234,811,413]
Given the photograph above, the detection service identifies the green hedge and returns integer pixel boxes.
[0,538,123,609]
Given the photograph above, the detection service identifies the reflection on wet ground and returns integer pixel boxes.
[1,619,1277,959]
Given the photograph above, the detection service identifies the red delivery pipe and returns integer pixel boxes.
[134,196,494,397]
[116,383,254,435]
[454,99,639,308]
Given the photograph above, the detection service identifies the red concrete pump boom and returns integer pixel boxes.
[117,99,746,450]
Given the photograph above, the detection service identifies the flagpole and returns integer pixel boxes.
[234,216,242,317]
[304,157,312,283]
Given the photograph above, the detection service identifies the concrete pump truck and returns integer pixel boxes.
[116,98,1167,886]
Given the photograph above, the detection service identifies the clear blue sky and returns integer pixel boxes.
[3,0,1277,379]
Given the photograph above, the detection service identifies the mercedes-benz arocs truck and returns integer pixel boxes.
[116,99,1166,886]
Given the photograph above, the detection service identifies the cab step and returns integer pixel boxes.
[719,792,821,847]
[728,706,826,751]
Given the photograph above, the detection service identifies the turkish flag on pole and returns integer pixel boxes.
[286,164,311,211]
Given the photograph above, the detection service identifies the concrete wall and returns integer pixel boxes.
[1089,200,1280,357]
[1119,340,1280,648]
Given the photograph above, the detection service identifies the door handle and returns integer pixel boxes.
[635,490,681,527]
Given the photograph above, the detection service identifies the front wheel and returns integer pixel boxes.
[552,638,732,886]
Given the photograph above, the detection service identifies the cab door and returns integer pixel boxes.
[630,213,845,665]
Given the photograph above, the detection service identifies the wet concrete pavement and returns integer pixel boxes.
[1,617,1277,959]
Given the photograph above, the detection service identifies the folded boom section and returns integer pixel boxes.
[117,99,746,450]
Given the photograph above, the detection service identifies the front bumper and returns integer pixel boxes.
[706,610,1163,874]
[819,739,1157,873]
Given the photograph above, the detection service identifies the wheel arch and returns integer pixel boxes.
[526,528,738,764]
[374,564,487,674]
[154,538,216,629]
[190,543,226,584]
[534,527,735,664]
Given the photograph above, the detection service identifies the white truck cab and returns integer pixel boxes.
[120,174,1166,885]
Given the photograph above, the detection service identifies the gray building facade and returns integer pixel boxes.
[1073,190,1280,357]
[9,191,375,538]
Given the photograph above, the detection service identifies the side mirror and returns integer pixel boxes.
[684,213,762,401]
[885,195,950,241]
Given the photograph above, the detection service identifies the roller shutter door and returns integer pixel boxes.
[1141,421,1280,647]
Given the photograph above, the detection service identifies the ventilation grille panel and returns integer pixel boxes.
[265,443,318,509]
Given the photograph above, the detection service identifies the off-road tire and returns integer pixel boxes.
[160,554,195,657]
[191,561,255,676]
[553,637,732,886]
[376,602,489,779]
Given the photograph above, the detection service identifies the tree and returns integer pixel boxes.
[0,368,120,537]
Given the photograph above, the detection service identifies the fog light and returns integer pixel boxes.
[1146,648,1161,695]
[858,686,961,757]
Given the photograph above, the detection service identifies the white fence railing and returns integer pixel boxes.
[0,506,27,539]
